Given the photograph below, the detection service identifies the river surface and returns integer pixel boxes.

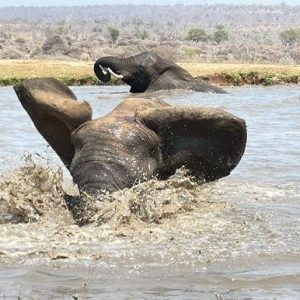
[0,84,299,299]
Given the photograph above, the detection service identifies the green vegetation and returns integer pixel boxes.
[186,28,210,42]
[213,25,229,44]
[108,27,120,44]
[135,30,149,40]
[182,47,197,58]
[186,25,229,44]
[197,71,300,86]
[279,27,300,46]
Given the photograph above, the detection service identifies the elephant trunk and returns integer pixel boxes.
[94,57,126,83]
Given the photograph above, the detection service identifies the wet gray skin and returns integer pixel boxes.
[94,51,227,94]
[14,78,246,224]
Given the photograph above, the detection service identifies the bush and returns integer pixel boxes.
[290,47,300,63]
[42,34,65,53]
[15,37,26,44]
[108,27,120,44]
[279,28,300,46]
[135,30,149,40]
[186,28,210,42]
[182,47,197,58]
[213,25,229,44]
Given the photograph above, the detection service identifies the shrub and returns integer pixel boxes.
[279,28,300,46]
[108,27,120,44]
[186,28,210,42]
[213,25,229,44]
[182,47,197,58]
[42,34,65,53]
[15,37,26,44]
[135,30,149,40]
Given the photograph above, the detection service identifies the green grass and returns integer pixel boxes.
[0,59,299,86]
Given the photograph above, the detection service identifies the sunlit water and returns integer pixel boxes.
[0,85,299,299]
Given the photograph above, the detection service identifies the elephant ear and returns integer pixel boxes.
[14,78,92,168]
[135,106,247,182]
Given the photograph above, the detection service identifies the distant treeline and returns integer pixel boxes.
[0,4,299,64]
[0,4,299,26]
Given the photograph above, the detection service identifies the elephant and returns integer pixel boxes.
[94,51,227,94]
[14,78,246,224]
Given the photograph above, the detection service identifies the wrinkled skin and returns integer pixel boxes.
[94,51,227,94]
[14,78,246,224]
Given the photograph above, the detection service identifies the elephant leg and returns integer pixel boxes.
[136,106,246,182]
[14,78,92,168]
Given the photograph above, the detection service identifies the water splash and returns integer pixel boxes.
[0,154,71,224]
[0,156,290,265]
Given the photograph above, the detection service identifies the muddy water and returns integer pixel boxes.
[0,85,299,299]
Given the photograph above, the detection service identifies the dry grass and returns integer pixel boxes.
[0,59,95,85]
[180,63,300,77]
[0,59,299,86]
[0,59,93,78]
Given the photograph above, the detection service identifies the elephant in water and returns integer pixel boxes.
[14,78,246,223]
[94,51,227,94]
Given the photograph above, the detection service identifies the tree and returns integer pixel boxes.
[213,25,229,44]
[135,30,149,40]
[186,28,210,42]
[279,28,300,46]
[42,34,65,54]
[108,27,120,44]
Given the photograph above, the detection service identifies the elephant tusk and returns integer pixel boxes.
[99,64,108,75]
[107,67,124,79]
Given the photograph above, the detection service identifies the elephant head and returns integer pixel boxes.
[14,78,246,224]
[94,51,227,94]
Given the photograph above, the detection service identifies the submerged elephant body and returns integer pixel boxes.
[14,78,246,223]
[94,51,227,94]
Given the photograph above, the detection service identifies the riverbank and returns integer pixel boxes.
[0,59,299,86]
